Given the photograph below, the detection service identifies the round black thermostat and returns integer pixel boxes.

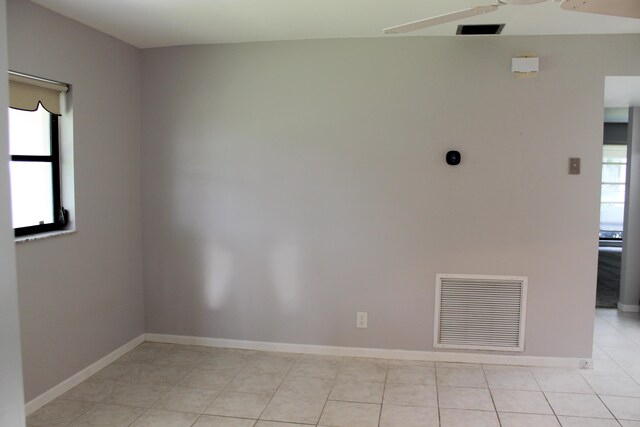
[446,150,461,166]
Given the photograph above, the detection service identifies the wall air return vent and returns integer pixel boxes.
[456,24,505,35]
[434,274,527,352]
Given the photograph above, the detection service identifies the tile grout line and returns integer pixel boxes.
[253,353,301,424]
[435,364,441,427]
[529,364,563,426]
[125,347,201,427]
[313,355,342,427]
[376,361,389,427]
[480,364,502,427]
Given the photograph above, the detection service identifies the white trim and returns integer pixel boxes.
[145,333,585,369]
[618,302,640,313]
[25,334,144,415]
[15,229,76,244]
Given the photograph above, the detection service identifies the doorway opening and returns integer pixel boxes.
[597,77,640,313]
[596,109,627,308]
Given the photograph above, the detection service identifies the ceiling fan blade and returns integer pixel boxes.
[383,5,500,34]
[561,0,640,19]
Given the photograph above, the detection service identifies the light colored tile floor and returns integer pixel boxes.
[27,309,640,426]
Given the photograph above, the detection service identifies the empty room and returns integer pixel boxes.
[2,0,640,426]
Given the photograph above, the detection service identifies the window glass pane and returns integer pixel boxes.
[8,106,51,155]
[9,161,54,228]
[602,145,627,164]
[601,183,626,203]
[602,164,626,184]
[600,203,625,232]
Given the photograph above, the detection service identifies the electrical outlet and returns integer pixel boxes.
[356,312,368,329]
[580,359,593,369]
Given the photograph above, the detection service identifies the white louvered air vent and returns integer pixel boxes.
[434,274,527,352]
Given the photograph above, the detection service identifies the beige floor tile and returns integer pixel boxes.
[92,362,143,383]
[136,364,193,386]
[438,386,495,411]
[119,344,174,363]
[601,348,640,371]
[102,383,171,408]
[491,389,553,414]
[379,405,439,427]
[498,412,561,427]
[558,416,622,426]
[387,364,436,386]
[255,421,308,427]
[153,387,220,413]
[27,399,94,426]
[260,395,326,424]
[243,354,297,375]
[585,360,628,375]
[583,373,640,398]
[600,395,640,421]
[275,375,333,399]
[383,383,437,407]
[436,363,482,370]
[179,367,239,390]
[594,333,638,348]
[532,369,594,394]
[288,357,341,380]
[129,409,199,426]
[70,403,144,426]
[388,360,435,368]
[204,391,271,419]
[483,366,540,391]
[545,392,614,419]
[193,415,257,426]
[440,409,499,427]
[318,401,381,427]
[34,311,640,427]
[329,381,384,404]
[62,380,116,403]
[336,358,388,383]
[437,366,488,388]
[199,356,249,372]
[227,372,284,394]
[153,349,209,368]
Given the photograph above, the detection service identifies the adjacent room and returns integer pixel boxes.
[1,0,640,426]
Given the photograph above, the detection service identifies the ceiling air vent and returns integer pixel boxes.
[456,24,505,35]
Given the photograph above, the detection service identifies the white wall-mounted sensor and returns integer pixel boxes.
[512,57,539,76]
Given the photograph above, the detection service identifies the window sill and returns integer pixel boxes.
[15,229,76,244]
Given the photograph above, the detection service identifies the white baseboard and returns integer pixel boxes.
[25,334,144,416]
[618,302,640,313]
[145,333,586,369]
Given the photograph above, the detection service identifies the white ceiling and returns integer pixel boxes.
[30,0,640,48]
[605,77,640,108]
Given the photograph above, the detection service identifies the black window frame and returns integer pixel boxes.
[10,110,63,237]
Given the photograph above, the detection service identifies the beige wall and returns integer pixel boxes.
[141,35,640,359]
[7,0,144,401]
[0,0,26,423]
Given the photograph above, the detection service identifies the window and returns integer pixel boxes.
[600,144,627,240]
[8,72,69,237]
